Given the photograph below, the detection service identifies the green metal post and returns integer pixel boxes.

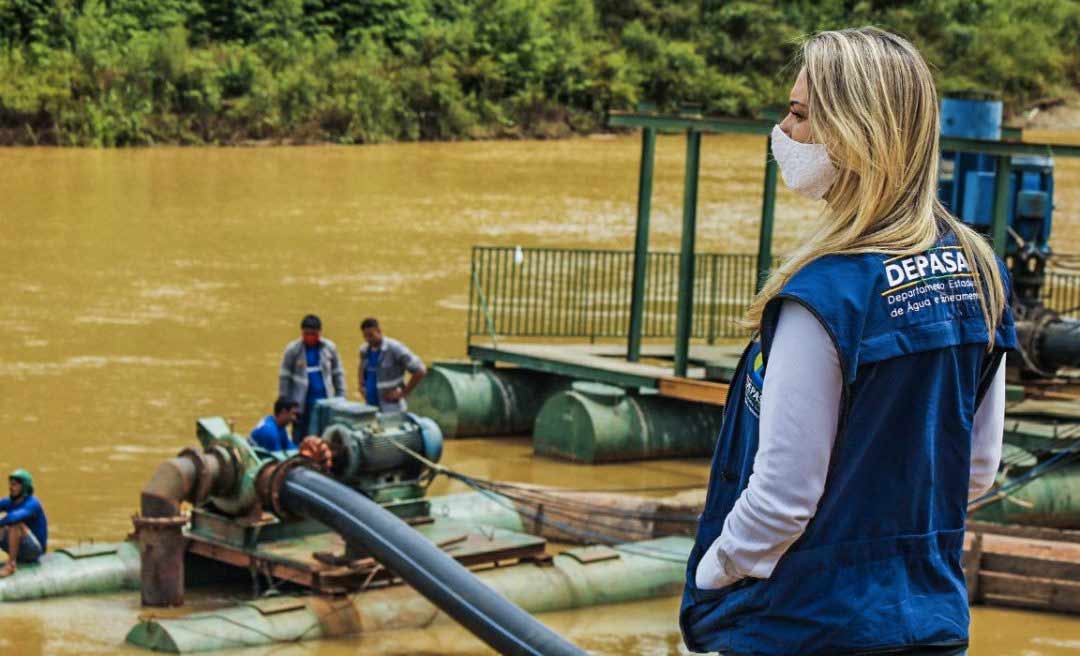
[627,128,656,362]
[756,136,778,292]
[991,154,1012,257]
[674,130,701,377]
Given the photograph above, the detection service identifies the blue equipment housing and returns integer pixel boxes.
[938,98,1055,256]
[934,98,1080,377]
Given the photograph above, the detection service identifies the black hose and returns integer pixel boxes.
[1039,318,1080,370]
[280,467,587,656]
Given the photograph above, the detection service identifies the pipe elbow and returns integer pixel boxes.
[140,457,199,518]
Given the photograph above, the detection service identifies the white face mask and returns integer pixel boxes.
[770,124,838,200]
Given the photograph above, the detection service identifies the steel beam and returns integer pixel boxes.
[756,136,778,291]
[991,155,1013,257]
[627,127,656,362]
[467,345,658,389]
[674,131,701,377]
[608,112,1080,158]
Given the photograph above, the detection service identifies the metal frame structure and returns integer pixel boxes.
[466,247,764,343]
[608,110,1080,377]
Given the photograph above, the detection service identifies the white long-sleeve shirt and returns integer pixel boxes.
[696,300,1006,590]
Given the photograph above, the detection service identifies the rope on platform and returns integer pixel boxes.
[385,438,697,561]
[460,481,692,564]
[968,431,1080,512]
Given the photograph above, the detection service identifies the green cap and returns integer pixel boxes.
[9,469,33,495]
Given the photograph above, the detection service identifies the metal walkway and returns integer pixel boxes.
[468,341,742,405]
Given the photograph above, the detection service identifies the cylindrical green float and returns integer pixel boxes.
[125,536,692,653]
[972,462,1080,527]
[0,541,140,602]
[410,362,567,438]
[533,382,721,463]
[428,491,528,533]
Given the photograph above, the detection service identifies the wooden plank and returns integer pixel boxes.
[189,522,547,595]
[657,377,729,406]
[471,344,656,388]
[972,532,1080,581]
[1034,389,1080,401]
[982,593,1055,612]
[188,539,320,589]
[471,342,712,383]
[1006,397,1080,420]
[579,342,745,365]
[563,545,621,564]
[981,550,1080,582]
[964,533,983,602]
[979,571,1080,613]
[519,342,708,378]
[470,342,709,389]
[981,532,1080,560]
[968,521,1080,545]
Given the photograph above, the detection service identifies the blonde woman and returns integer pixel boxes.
[680,28,1016,655]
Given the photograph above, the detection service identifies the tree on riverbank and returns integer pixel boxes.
[1,0,1078,146]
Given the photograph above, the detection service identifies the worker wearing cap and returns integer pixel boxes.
[279,314,346,440]
[0,469,47,577]
[358,317,426,413]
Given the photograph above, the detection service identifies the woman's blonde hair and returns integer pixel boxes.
[744,26,1005,345]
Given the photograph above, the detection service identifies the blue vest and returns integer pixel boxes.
[365,348,381,407]
[305,344,328,407]
[250,415,293,452]
[681,243,1017,655]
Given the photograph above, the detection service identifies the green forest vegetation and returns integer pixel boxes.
[0,0,1078,146]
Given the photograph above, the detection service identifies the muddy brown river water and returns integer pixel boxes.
[1,134,1079,653]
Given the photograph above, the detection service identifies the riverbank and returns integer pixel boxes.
[2,2,1079,147]
[5,97,1080,149]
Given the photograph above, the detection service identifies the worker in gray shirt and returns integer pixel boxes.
[279,314,346,439]
[358,317,426,413]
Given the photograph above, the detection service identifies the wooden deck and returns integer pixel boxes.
[468,341,743,405]
[186,513,547,595]
[966,521,1080,614]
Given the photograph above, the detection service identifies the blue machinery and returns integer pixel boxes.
[939,98,1080,375]
[940,98,1054,298]
[940,98,1053,256]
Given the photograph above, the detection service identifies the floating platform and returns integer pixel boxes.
[184,508,547,595]
[467,341,738,405]
[127,536,693,653]
[411,341,739,463]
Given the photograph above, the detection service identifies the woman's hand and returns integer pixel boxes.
[695,538,742,590]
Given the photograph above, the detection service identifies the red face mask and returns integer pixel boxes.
[302,333,320,347]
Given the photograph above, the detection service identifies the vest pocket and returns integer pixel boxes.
[680,576,766,653]
[689,572,757,603]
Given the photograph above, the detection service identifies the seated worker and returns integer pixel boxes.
[358,317,426,413]
[250,397,300,452]
[0,469,47,577]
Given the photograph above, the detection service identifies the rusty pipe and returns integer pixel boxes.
[136,447,234,607]
[140,456,198,519]
[139,448,233,518]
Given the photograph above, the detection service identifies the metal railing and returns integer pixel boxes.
[468,246,1080,343]
[468,246,766,343]
[1043,269,1080,320]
